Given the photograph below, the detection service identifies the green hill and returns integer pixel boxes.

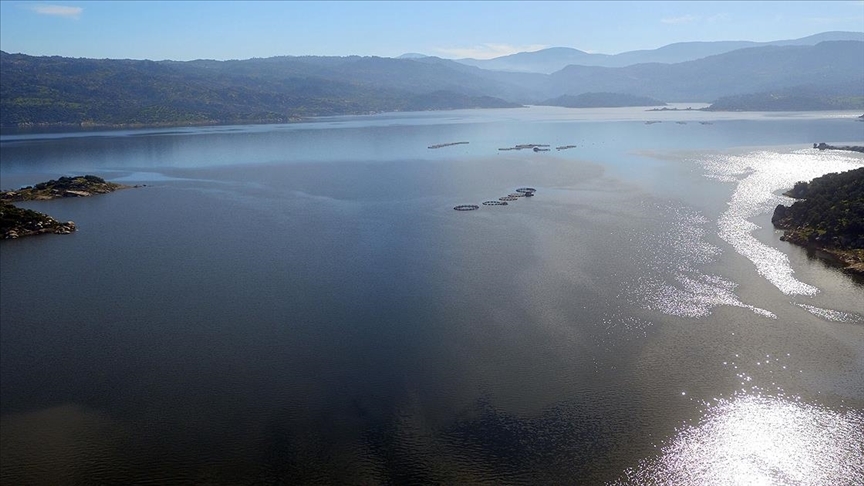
[0,52,520,128]
[705,80,864,111]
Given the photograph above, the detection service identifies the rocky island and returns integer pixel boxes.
[813,142,864,154]
[1,175,131,239]
[771,167,864,276]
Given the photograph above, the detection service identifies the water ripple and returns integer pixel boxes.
[796,303,864,324]
[629,204,773,318]
[612,392,864,485]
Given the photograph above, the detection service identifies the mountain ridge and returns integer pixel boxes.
[455,31,864,73]
[2,33,862,128]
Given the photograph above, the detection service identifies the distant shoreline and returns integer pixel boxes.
[0,117,308,134]
[3,108,862,136]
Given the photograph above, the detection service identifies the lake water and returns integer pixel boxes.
[1,106,863,485]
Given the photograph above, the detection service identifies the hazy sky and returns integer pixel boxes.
[1,1,862,60]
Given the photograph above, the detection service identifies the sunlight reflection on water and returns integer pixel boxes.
[699,149,863,296]
[795,303,864,324]
[630,204,774,318]
[614,393,864,485]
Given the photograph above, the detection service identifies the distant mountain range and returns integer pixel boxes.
[452,31,864,74]
[1,32,862,128]
[543,41,864,102]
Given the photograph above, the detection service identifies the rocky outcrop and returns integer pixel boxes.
[1,175,134,240]
[774,226,864,276]
[812,142,864,153]
[1,175,129,202]
[1,202,76,239]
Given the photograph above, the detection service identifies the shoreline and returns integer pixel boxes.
[779,230,864,277]
[3,109,861,136]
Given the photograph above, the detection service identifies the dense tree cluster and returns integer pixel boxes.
[772,167,864,249]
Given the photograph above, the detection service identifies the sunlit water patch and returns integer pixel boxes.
[613,392,864,485]
[796,303,864,324]
[699,149,863,295]
[629,204,774,318]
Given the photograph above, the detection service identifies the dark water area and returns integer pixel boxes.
[2,107,863,484]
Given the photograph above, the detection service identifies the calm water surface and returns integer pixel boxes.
[1,107,863,484]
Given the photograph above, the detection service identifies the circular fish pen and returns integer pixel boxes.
[499,196,518,201]
[482,200,508,206]
[508,193,525,197]
[516,187,536,194]
[453,204,480,211]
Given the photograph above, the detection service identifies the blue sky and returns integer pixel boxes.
[1,1,862,60]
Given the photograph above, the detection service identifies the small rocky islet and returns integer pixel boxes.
[812,142,864,154]
[1,175,134,239]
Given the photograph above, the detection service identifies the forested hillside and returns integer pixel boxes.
[0,52,521,127]
[1,39,862,128]
[772,167,864,275]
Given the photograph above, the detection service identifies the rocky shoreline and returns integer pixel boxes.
[0,204,76,238]
[781,233,863,276]
[1,175,134,239]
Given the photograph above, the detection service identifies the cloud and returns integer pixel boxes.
[433,43,549,60]
[31,5,83,19]
[661,14,700,25]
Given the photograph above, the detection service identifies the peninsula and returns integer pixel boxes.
[813,142,864,154]
[1,175,131,239]
[771,167,864,276]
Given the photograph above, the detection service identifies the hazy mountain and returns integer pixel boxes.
[540,93,666,108]
[769,31,864,46]
[545,41,864,102]
[705,78,864,111]
[457,47,610,75]
[397,53,429,59]
[456,31,864,73]
[408,56,548,102]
